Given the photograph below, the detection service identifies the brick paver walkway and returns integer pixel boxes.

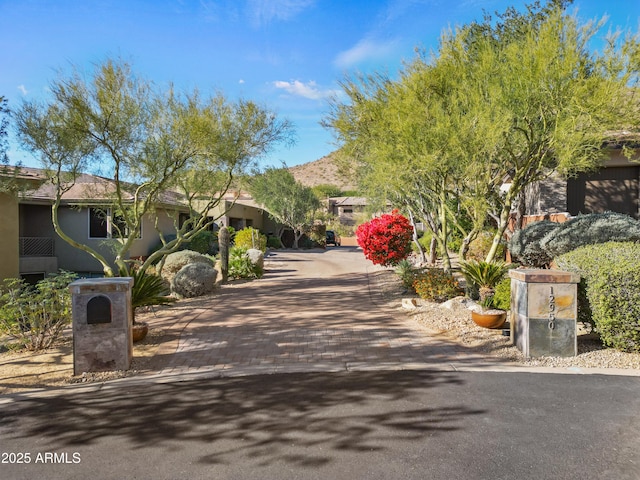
[144,248,493,379]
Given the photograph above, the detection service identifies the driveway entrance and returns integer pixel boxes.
[149,248,495,378]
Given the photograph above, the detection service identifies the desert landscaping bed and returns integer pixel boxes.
[2,267,640,396]
[369,269,640,370]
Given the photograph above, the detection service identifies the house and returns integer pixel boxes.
[10,168,279,282]
[205,191,280,235]
[518,137,640,221]
[15,166,192,280]
[327,197,369,226]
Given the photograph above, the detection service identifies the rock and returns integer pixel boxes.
[162,250,213,281]
[171,263,217,298]
[401,298,420,310]
[246,248,265,270]
[441,296,477,310]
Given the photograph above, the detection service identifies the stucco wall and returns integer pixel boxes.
[0,193,20,280]
[53,206,184,273]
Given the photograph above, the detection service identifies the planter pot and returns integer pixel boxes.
[132,322,149,342]
[471,309,507,329]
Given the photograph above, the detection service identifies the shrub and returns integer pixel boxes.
[413,269,463,303]
[0,271,76,351]
[267,236,283,249]
[171,263,217,298]
[508,220,560,267]
[467,231,506,262]
[395,259,416,291]
[188,230,217,255]
[356,210,413,267]
[540,212,640,260]
[234,227,267,252]
[412,231,433,255]
[308,224,326,248]
[162,250,213,279]
[492,277,511,311]
[228,246,264,280]
[556,242,640,352]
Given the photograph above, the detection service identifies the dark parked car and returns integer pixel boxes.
[326,230,341,247]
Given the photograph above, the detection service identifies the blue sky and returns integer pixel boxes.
[1,0,639,169]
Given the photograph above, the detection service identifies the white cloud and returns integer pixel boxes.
[239,79,245,84]
[334,38,399,69]
[272,80,337,100]
[17,85,28,95]
[247,0,316,26]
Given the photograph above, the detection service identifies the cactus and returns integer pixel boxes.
[219,226,230,283]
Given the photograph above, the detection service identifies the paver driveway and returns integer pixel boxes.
[147,247,497,378]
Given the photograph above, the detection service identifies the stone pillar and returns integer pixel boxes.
[70,277,133,375]
[509,269,580,358]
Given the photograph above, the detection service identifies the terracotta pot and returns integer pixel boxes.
[471,309,507,329]
[132,322,149,342]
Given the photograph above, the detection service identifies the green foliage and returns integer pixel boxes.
[119,265,174,320]
[0,96,8,164]
[188,230,217,255]
[312,184,343,199]
[509,221,561,267]
[14,57,292,276]
[556,242,640,352]
[395,259,416,291]
[459,260,509,308]
[267,236,283,249]
[492,277,512,311]
[413,269,463,303]
[467,231,506,262]
[228,246,264,280]
[234,227,267,252]
[249,167,321,248]
[539,213,640,260]
[324,2,638,267]
[308,224,327,248]
[0,271,76,351]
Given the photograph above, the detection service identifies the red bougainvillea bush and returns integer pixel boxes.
[356,210,413,266]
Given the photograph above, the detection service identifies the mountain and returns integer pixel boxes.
[288,153,357,192]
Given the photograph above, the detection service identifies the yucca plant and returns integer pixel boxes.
[459,260,509,309]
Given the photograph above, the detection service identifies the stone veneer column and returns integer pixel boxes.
[509,269,580,358]
[70,277,133,375]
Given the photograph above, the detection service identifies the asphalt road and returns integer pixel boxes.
[1,370,639,480]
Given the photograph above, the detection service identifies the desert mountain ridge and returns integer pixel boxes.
[288,152,358,192]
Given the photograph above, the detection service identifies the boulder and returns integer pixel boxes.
[171,263,217,298]
[162,250,213,281]
[246,248,265,270]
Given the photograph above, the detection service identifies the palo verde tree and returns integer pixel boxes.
[249,167,321,249]
[325,0,640,265]
[0,96,9,164]
[15,58,293,276]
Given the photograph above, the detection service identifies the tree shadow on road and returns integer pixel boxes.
[1,370,483,468]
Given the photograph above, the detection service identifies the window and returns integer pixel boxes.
[89,208,109,238]
[89,208,141,239]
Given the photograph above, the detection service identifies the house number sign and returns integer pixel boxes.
[548,286,556,330]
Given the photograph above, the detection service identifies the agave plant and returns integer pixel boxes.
[459,260,509,309]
